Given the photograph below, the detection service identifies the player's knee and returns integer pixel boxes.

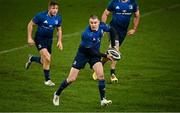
[96,72,104,80]
[68,77,77,82]
[97,75,104,80]
[111,60,117,65]
[44,55,51,63]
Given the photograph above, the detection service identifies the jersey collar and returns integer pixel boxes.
[46,11,56,18]
[120,0,129,3]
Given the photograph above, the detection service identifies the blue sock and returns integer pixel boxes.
[30,56,41,64]
[98,80,105,100]
[44,69,50,81]
[56,80,70,96]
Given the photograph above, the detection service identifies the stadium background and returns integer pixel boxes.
[0,0,180,112]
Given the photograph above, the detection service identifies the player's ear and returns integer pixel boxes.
[89,19,92,24]
[98,20,100,25]
[48,6,50,10]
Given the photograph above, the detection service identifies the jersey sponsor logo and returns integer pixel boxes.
[43,20,48,24]
[122,10,127,13]
[42,26,52,29]
[116,9,132,15]
[116,12,132,15]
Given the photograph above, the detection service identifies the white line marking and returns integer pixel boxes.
[0,45,28,54]
[141,4,180,17]
[0,4,179,55]
[0,32,81,54]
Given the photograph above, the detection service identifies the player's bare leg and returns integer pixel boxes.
[40,49,55,86]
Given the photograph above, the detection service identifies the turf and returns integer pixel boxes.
[0,0,180,112]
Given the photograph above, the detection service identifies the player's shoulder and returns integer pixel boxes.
[82,26,89,33]
[35,11,47,17]
[40,11,48,15]
[85,25,91,32]
[99,22,110,29]
[55,13,62,20]
[99,22,106,28]
[100,22,106,26]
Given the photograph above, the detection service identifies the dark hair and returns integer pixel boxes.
[90,15,99,20]
[49,0,59,6]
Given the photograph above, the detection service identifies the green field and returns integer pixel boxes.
[0,0,180,112]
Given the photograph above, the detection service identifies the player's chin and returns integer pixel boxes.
[91,27,97,31]
[52,12,57,16]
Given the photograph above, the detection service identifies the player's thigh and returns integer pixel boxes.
[67,67,80,82]
[93,62,104,79]
[89,57,101,69]
[72,53,88,70]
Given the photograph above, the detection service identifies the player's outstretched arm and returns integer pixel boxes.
[88,48,114,61]
[128,10,140,35]
[56,26,63,50]
[101,9,111,23]
[27,20,35,46]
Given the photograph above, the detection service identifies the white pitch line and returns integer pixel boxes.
[141,4,180,17]
[0,45,28,54]
[0,4,180,55]
[63,31,81,38]
[0,31,81,54]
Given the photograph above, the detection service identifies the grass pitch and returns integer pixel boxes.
[0,0,180,112]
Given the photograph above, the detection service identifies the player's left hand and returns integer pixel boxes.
[127,29,136,35]
[57,41,63,50]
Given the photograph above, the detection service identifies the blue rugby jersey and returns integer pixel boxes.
[33,11,62,39]
[80,22,110,51]
[107,0,138,29]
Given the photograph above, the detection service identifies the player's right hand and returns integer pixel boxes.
[57,41,63,50]
[127,29,136,35]
[107,54,114,61]
[28,38,35,46]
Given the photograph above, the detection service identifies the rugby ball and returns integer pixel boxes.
[107,48,121,60]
